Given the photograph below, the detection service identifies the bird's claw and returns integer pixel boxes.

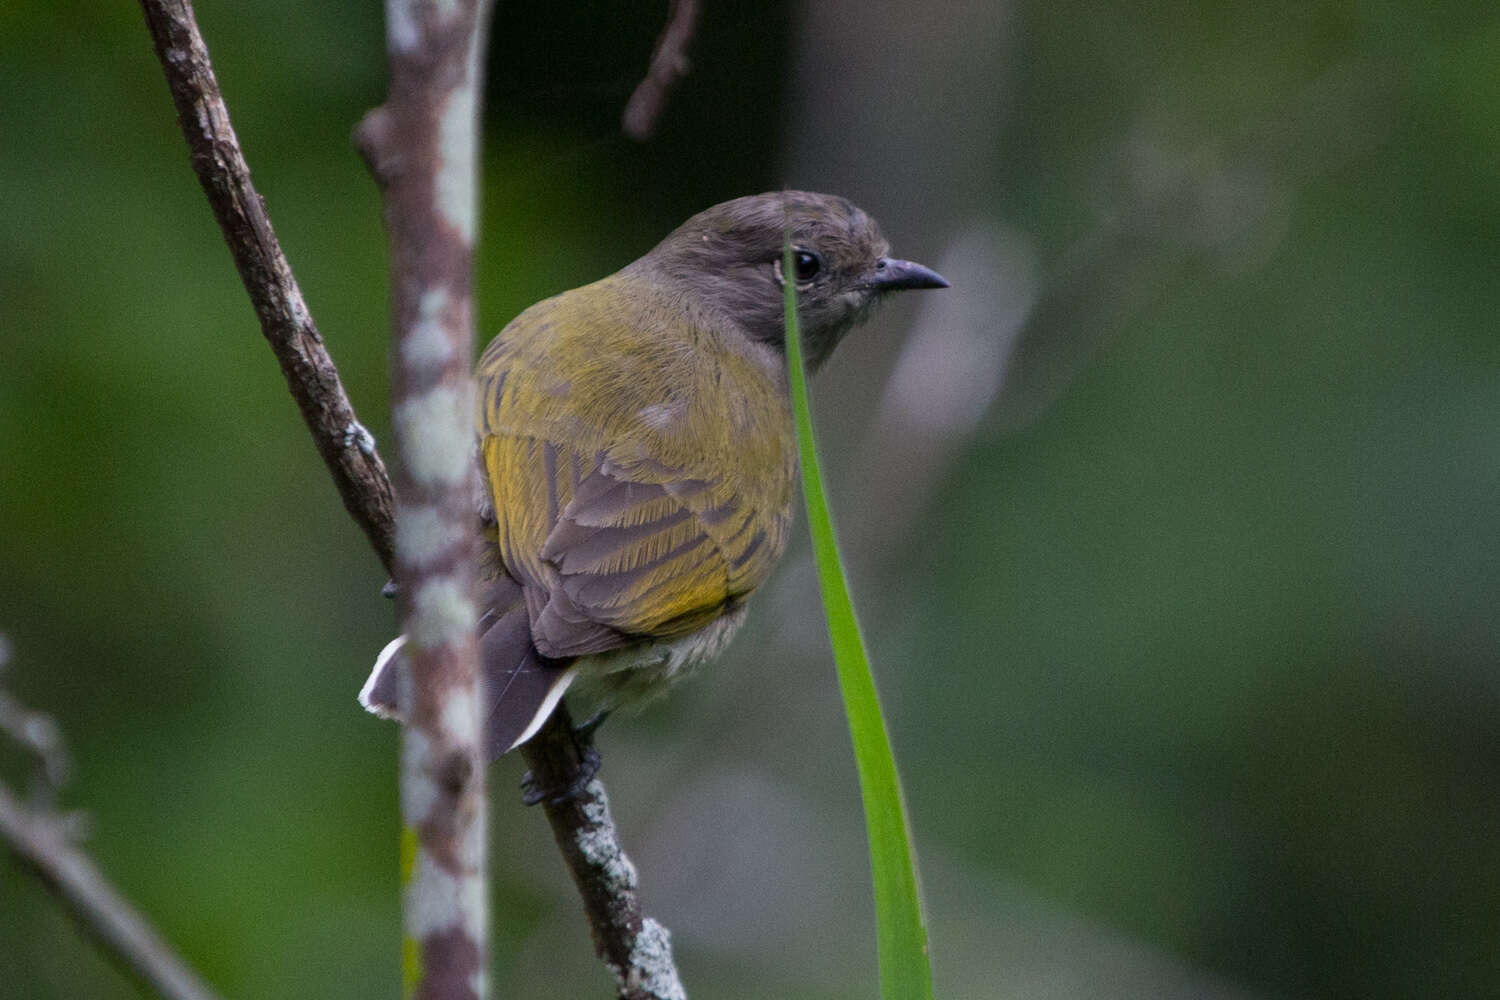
[572,708,612,743]
[520,743,601,806]
[519,712,608,806]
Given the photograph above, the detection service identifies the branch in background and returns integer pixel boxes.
[138,0,397,576]
[0,639,68,811]
[521,708,686,1000]
[621,0,701,141]
[356,1,495,995]
[0,657,224,1000]
[0,790,223,1000]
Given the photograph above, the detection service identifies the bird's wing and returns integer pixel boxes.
[484,436,778,659]
[476,276,794,659]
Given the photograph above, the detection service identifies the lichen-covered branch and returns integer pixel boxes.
[138,0,397,575]
[621,0,701,141]
[522,708,687,1000]
[357,2,495,997]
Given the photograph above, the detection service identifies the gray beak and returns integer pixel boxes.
[868,257,950,292]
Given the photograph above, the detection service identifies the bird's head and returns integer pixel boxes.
[641,191,949,369]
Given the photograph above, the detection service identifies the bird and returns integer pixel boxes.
[359,191,948,781]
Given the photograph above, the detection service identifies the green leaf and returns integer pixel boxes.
[783,242,934,1000]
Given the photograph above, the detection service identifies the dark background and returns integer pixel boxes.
[3,1,1497,997]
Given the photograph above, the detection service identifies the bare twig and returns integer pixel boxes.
[0,678,223,1000]
[522,708,686,1000]
[0,636,69,810]
[622,0,701,141]
[138,0,397,575]
[0,787,223,1000]
[131,1,686,994]
[0,688,69,808]
[358,2,495,997]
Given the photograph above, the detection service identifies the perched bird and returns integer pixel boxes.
[360,191,948,767]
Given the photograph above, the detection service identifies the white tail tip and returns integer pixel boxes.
[358,634,407,720]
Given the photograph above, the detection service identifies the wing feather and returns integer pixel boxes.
[476,272,796,661]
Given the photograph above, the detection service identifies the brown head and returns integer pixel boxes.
[635,191,949,369]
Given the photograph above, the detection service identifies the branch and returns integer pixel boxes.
[621,0,701,141]
[0,789,224,1000]
[0,666,223,1000]
[521,708,686,1000]
[138,0,397,575]
[357,2,496,996]
[0,641,68,810]
[132,1,687,995]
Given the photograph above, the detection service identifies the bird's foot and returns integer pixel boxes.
[519,711,608,806]
[572,708,612,744]
[520,744,601,806]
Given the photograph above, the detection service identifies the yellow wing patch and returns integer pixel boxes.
[484,436,767,658]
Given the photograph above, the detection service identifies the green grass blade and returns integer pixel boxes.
[783,242,934,1000]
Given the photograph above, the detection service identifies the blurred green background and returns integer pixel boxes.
[3,1,1498,997]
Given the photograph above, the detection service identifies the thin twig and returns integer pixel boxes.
[0,787,223,1000]
[521,708,686,1000]
[138,0,397,575]
[0,689,69,808]
[0,683,222,1000]
[622,0,701,141]
[0,632,69,810]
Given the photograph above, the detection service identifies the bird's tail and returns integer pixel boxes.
[358,574,577,759]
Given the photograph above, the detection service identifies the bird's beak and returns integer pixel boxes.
[867,257,950,292]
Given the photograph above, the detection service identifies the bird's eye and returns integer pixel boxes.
[793,249,822,283]
[773,247,825,287]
